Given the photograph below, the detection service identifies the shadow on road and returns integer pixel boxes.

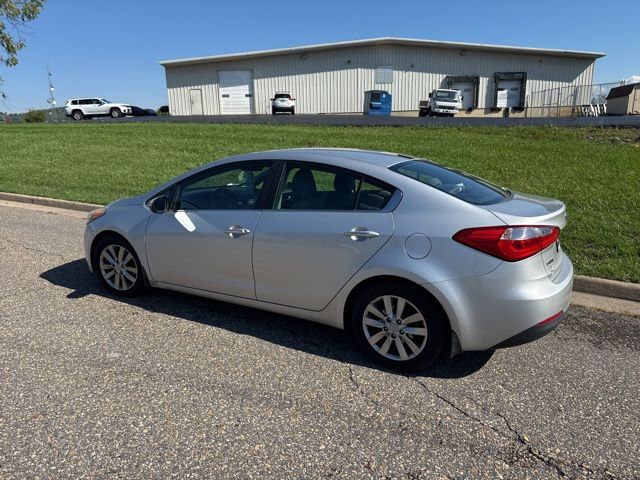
[41,259,494,379]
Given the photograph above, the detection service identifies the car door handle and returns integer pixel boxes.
[224,225,251,238]
[344,228,380,240]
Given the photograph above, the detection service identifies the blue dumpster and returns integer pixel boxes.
[364,90,392,116]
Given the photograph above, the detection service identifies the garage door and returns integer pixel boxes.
[219,71,254,115]
[451,81,475,109]
[496,80,522,108]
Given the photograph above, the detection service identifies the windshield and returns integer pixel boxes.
[435,91,459,102]
[390,159,510,205]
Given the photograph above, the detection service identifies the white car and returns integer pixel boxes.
[271,92,296,115]
[64,98,132,120]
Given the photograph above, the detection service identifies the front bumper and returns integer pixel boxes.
[84,224,96,272]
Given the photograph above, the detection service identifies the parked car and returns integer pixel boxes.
[157,105,170,116]
[130,106,158,117]
[64,98,132,120]
[84,149,572,370]
[271,92,295,115]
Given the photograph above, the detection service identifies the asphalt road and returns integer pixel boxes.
[91,113,640,128]
[1,203,639,479]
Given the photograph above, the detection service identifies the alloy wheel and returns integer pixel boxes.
[99,244,138,291]
[362,295,428,361]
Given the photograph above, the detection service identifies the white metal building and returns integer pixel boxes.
[160,37,604,116]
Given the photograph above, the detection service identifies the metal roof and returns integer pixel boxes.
[606,83,640,100]
[159,37,605,67]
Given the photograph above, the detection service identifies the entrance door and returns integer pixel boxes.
[451,82,474,109]
[497,80,522,108]
[219,71,254,114]
[189,89,204,115]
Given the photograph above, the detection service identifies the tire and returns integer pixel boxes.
[290,108,295,115]
[272,108,277,115]
[72,110,84,121]
[110,108,122,118]
[91,234,147,297]
[426,107,433,117]
[350,282,447,371]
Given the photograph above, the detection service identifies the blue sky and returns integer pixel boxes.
[1,0,639,112]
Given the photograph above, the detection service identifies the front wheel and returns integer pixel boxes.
[72,110,84,121]
[350,283,447,370]
[92,235,146,296]
[110,108,122,118]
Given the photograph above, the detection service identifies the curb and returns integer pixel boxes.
[0,192,101,213]
[573,275,640,303]
[1,191,639,303]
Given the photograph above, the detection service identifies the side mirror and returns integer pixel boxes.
[148,195,168,213]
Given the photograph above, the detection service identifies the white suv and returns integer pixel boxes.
[64,98,132,120]
[271,92,296,115]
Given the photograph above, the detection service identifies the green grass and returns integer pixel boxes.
[1,123,639,282]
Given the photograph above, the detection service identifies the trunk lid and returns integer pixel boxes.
[481,191,567,281]
[482,191,567,228]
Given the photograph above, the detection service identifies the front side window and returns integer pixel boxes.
[176,162,272,210]
[276,163,394,211]
[390,160,509,205]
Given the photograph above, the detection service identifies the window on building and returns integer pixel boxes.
[375,66,393,84]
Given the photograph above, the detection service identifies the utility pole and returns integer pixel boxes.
[46,66,58,123]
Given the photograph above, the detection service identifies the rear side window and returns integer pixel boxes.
[390,160,509,205]
[275,163,395,211]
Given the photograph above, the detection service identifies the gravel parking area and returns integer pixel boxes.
[1,203,639,479]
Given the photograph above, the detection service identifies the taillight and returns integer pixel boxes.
[290,97,295,101]
[453,226,560,262]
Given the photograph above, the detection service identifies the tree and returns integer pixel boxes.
[1,0,46,99]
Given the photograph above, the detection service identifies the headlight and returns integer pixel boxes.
[87,208,106,224]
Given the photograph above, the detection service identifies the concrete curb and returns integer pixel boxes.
[0,192,101,213]
[1,191,639,303]
[573,275,640,303]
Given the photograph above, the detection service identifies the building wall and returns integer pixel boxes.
[165,44,596,115]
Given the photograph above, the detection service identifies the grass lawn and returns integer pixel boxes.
[0,123,638,283]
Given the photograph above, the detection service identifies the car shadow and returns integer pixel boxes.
[40,259,494,379]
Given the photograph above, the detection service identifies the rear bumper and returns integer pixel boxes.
[423,251,573,351]
[492,309,566,349]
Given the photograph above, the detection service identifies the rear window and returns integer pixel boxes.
[275,93,291,99]
[390,160,510,205]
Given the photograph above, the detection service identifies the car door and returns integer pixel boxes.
[252,161,397,311]
[145,160,275,299]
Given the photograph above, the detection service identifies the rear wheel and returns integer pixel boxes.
[290,108,295,115]
[92,234,146,296]
[72,110,84,121]
[350,282,447,370]
[110,108,122,118]
[272,108,277,115]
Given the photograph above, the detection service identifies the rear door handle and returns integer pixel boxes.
[344,228,380,240]
[224,225,251,238]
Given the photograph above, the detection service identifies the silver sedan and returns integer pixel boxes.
[84,149,573,370]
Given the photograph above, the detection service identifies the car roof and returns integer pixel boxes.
[240,148,414,168]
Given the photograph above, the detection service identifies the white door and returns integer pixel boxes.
[189,89,203,115]
[451,82,474,109]
[219,70,254,114]
[497,80,522,108]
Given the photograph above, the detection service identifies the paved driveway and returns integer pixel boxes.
[1,202,638,479]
